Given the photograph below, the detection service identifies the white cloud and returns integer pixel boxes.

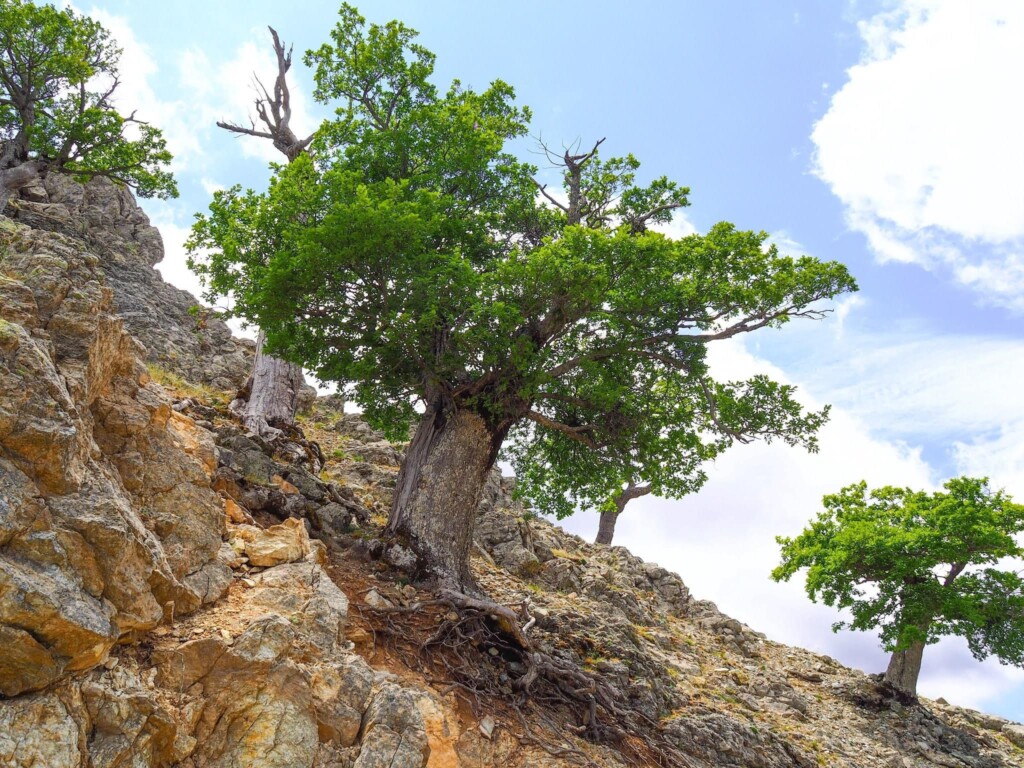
[832,294,865,338]
[774,330,1024,497]
[146,206,206,301]
[813,0,1024,309]
[83,6,207,173]
[200,177,225,196]
[650,211,698,239]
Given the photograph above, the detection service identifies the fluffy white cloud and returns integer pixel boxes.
[813,0,1024,309]
[80,7,207,173]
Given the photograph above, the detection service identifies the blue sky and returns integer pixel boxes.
[74,0,1024,719]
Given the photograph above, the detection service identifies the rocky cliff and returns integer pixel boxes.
[1,176,1022,768]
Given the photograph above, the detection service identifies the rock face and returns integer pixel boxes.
[0,212,230,697]
[4,173,254,390]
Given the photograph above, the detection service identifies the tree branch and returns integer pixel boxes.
[216,26,314,161]
[526,410,600,449]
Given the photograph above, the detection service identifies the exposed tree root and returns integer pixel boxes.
[358,587,694,768]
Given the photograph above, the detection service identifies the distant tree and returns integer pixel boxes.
[0,0,176,206]
[772,477,1024,697]
[508,374,829,546]
[189,4,856,590]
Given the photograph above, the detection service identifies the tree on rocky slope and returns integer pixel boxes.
[210,26,313,438]
[773,477,1024,697]
[507,373,829,546]
[189,4,857,590]
[0,0,176,206]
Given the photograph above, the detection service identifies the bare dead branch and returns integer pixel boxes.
[216,25,314,161]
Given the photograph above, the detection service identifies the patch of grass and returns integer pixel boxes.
[146,364,228,406]
[550,547,587,564]
[0,317,19,343]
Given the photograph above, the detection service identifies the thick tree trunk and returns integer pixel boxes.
[237,330,306,437]
[388,407,504,589]
[595,508,619,546]
[883,640,925,697]
[594,483,651,546]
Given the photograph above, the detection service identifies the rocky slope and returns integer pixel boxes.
[5,173,255,390]
[1,175,1022,768]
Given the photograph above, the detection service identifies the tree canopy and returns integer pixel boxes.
[0,0,176,198]
[772,477,1024,695]
[189,4,857,587]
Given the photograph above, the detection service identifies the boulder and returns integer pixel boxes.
[243,517,312,567]
[355,681,430,768]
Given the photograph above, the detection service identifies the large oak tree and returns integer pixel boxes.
[190,5,857,589]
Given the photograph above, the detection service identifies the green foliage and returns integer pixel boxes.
[189,4,855,489]
[0,0,176,198]
[773,477,1024,663]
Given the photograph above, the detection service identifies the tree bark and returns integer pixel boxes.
[883,640,925,697]
[388,407,504,589]
[594,482,651,546]
[237,330,306,437]
[595,507,619,546]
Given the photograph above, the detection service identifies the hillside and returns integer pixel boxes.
[1,173,1022,767]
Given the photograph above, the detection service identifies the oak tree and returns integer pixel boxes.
[0,0,176,205]
[189,5,857,589]
[773,477,1024,697]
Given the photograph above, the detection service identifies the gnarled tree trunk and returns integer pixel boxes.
[219,27,314,439]
[595,507,619,546]
[388,407,504,589]
[883,640,925,697]
[595,482,651,546]
[236,330,306,437]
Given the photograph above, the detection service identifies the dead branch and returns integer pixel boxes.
[216,25,313,161]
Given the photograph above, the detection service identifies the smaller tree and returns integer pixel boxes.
[772,477,1024,697]
[508,374,828,545]
[0,0,176,204]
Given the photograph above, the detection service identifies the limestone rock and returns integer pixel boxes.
[244,517,312,567]
[18,173,256,390]
[355,682,430,768]
[312,656,375,746]
[1003,723,1024,748]
[248,561,349,653]
[0,687,85,768]
[0,663,180,768]
[0,192,227,697]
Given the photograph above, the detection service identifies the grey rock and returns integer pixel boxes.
[355,682,430,768]
[1003,723,1024,748]
[310,502,354,540]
